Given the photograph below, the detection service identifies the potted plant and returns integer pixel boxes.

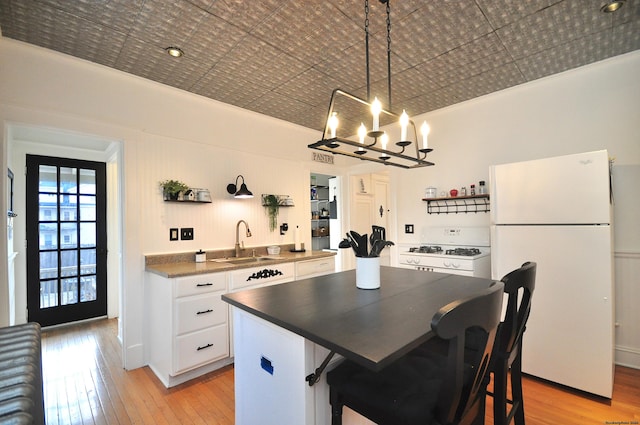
[160,179,189,200]
[262,194,281,232]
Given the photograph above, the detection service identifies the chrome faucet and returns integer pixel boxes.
[235,220,252,258]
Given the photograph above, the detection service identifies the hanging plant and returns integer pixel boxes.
[263,194,280,232]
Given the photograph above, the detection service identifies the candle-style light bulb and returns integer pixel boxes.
[328,112,339,138]
[358,122,367,149]
[399,110,409,141]
[381,133,388,150]
[421,121,431,149]
[371,97,382,131]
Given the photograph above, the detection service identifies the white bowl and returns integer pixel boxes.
[267,246,281,255]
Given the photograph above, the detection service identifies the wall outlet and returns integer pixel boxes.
[181,227,194,240]
[170,228,179,241]
[405,224,414,234]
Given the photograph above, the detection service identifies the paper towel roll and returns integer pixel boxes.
[294,226,302,251]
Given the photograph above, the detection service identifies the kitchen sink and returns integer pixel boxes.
[210,256,281,265]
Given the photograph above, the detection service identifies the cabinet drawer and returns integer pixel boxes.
[175,273,227,298]
[296,257,335,279]
[175,293,227,335]
[229,262,295,291]
[173,325,229,374]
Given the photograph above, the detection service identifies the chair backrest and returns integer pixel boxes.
[431,280,504,424]
[497,262,537,357]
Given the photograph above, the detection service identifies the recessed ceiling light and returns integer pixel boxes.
[165,47,184,58]
[600,1,626,13]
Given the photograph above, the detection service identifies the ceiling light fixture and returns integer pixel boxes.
[308,0,434,169]
[226,175,253,199]
[164,46,184,57]
[600,1,626,13]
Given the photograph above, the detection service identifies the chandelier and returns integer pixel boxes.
[308,0,434,169]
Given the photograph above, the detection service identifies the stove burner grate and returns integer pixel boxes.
[409,246,443,254]
[445,248,481,257]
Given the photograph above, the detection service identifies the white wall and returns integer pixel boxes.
[0,38,345,368]
[388,51,640,367]
[2,37,639,368]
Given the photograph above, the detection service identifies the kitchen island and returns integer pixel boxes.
[222,266,496,425]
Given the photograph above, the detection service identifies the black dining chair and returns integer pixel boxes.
[326,281,505,425]
[488,261,536,425]
[409,261,537,425]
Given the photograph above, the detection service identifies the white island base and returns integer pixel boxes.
[234,307,352,425]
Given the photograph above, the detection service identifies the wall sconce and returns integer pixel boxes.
[226,175,253,198]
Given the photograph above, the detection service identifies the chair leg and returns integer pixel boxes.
[510,353,525,425]
[492,362,509,425]
[329,387,343,425]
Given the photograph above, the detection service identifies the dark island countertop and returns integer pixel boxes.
[222,266,496,371]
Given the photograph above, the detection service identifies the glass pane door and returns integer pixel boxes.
[27,156,107,327]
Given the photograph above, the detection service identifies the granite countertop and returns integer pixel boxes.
[145,246,336,278]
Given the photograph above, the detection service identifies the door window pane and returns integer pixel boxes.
[60,194,77,220]
[61,250,78,277]
[80,249,96,275]
[61,277,78,305]
[60,167,77,194]
[81,276,97,302]
[60,223,78,248]
[80,223,96,247]
[79,169,96,194]
[79,195,96,220]
[39,193,57,220]
[39,252,58,279]
[39,165,57,193]
[39,223,58,249]
[40,280,58,308]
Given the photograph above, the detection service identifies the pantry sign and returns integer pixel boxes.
[312,152,334,165]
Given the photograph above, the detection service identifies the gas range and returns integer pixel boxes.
[398,227,491,277]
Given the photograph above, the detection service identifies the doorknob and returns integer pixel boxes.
[379,205,384,217]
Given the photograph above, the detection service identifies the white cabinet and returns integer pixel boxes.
[295,257,335,279]
[147,271,232,388]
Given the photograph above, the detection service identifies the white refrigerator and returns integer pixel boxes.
[490,150,614,398]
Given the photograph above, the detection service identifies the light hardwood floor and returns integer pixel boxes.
[41,318,639,424]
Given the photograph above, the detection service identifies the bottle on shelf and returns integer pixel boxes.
[478,181,487,194]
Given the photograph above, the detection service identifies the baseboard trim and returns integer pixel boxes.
[615,345,640,370]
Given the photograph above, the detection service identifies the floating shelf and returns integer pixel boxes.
[422,194,490,214]
[261,194,295,207]
[164,199,211,204]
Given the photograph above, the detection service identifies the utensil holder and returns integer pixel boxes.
[356,257,380,290]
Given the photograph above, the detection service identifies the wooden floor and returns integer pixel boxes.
[41,318,640,425]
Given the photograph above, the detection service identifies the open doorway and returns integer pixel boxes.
[310,173,342,251]
[6,124,122,330]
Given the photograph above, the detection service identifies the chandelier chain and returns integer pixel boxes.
[365,0,371,102]
[386,0,392,111]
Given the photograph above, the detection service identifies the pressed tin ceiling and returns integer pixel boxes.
[1,0,639,132]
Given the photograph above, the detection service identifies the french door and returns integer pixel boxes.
[26,155,107,327]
